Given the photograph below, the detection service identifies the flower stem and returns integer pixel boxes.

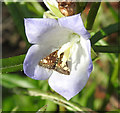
[14,88,96,112]
[28,89,92,112]
[85,2,101,30]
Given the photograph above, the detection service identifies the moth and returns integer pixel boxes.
[39,50,70,75]
[57,0,76,16]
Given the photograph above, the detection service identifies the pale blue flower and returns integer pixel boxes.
[23,14,93,100]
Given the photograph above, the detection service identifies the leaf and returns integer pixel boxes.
[36,105,48,113]
[1,74,37,88]
[27,2,45,17]
[47,2,64,18]
[1,79,17,88]
[16,2,35,18]
[85,2,101,30]
[94,39,117,64]
[93,45,119,53]
[90,23,120,45]
[0,54,25,73]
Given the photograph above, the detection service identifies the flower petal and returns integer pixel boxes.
[48,37,92,100]
[37,26,74,49]
[24,18,58,44]
[58,14,91,39]
[23,44,53,80]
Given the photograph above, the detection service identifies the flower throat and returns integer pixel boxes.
[39,33,80,75]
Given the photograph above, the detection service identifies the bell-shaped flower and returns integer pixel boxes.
[23,14,93,100]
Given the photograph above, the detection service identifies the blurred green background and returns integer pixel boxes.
[1,1,119,112]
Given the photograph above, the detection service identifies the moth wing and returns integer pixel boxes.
[39,50,58,69]
[39,50,70,75]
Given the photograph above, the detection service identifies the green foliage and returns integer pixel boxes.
[1,73,37,88]
[37,105,48,113]
[1,55,25,73]
[93,45,119,53]
[90,23,119,45]
[76,2,87,13]
[26,2,45,16]
[47,2,64,18]
[21,88,94,112]
[86,2,101,30]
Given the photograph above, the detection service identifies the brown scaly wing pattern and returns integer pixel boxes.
[39,50,70,75]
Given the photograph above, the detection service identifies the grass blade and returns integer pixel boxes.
[85,2,101,30]
[90,23,119,45]
[93,45,119,53]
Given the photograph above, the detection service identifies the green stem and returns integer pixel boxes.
[93,45,119,53]
[21,89,95,112]
[85,2,101,30]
